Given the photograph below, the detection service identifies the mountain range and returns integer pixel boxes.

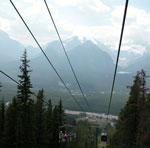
[0,30,150,94]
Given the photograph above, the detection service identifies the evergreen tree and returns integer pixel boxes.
[109,70,150,148]
[143,94,150,147]
[110,71,141,148]
[58,99,64,126]
[34,89,46,148]
[17,49,33,104]
[52,106,60,148]
[45,99,53,147]
[5,97,18,148]
[17,49,34,148]
[73,121,94,148]
[0,99,5,148]
[136,70,150,148]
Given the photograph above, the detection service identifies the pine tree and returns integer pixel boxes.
[34,89,46,148]
[52,106,60,148]
[0,99,5,148]
[17,49,34,148]
[5,97,18,148]
[136,70,150,148]
[45,99,53,147]
[110,71,141,148]
[109,70,150,148]
[144,94,150,146]
[17,49,33,104]
[58,99,64,127]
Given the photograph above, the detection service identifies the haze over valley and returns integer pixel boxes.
[1,29,150,114]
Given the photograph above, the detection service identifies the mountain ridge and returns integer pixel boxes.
[0,30,149,94]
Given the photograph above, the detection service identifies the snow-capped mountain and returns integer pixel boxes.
[1,29,150,93]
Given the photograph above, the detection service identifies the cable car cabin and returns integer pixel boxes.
[101,133,107,142]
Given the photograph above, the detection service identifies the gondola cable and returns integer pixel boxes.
[100,0,129,145]
[9,0,84,112]
[0,70,20,86]
[0,69,58,105]
[106,0,129,121]
[44,0,92,113]
[0,69,37,98]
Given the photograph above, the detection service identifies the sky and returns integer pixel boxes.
[0,0,150,55]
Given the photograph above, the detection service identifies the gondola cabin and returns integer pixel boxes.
[101,132,107,142]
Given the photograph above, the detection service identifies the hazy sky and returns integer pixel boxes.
[0,0,150,54]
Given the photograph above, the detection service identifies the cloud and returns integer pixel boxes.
[53,0,83,7]
[53,0,110,13]
[0,0,150,57]
[0,0,59,46]
[111,6,150,53]
[119,57,127,61]
[111,5,150,42]
[121,44,146,55]
[58,19,120,46]
[89,0,110,13]
[56,5,150,56]
[117,71,131,74]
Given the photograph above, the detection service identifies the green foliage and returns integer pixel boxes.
[5,97,18,148]
[58,99,64,126]
[65,116,76,126]
[0,49,133,148]
[34,89,46,148]
[45,99,53,147]
[52,106,60,148]
[0,50,68,148]
[73,121,94,148]
[109,70,150,148]
[17,49,33,102]
[0,97,66,148]
[16,49,34,148]
[0,50,69,148]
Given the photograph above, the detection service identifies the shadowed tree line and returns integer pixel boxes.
[0,50,64,148]
[109,70,150,148]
